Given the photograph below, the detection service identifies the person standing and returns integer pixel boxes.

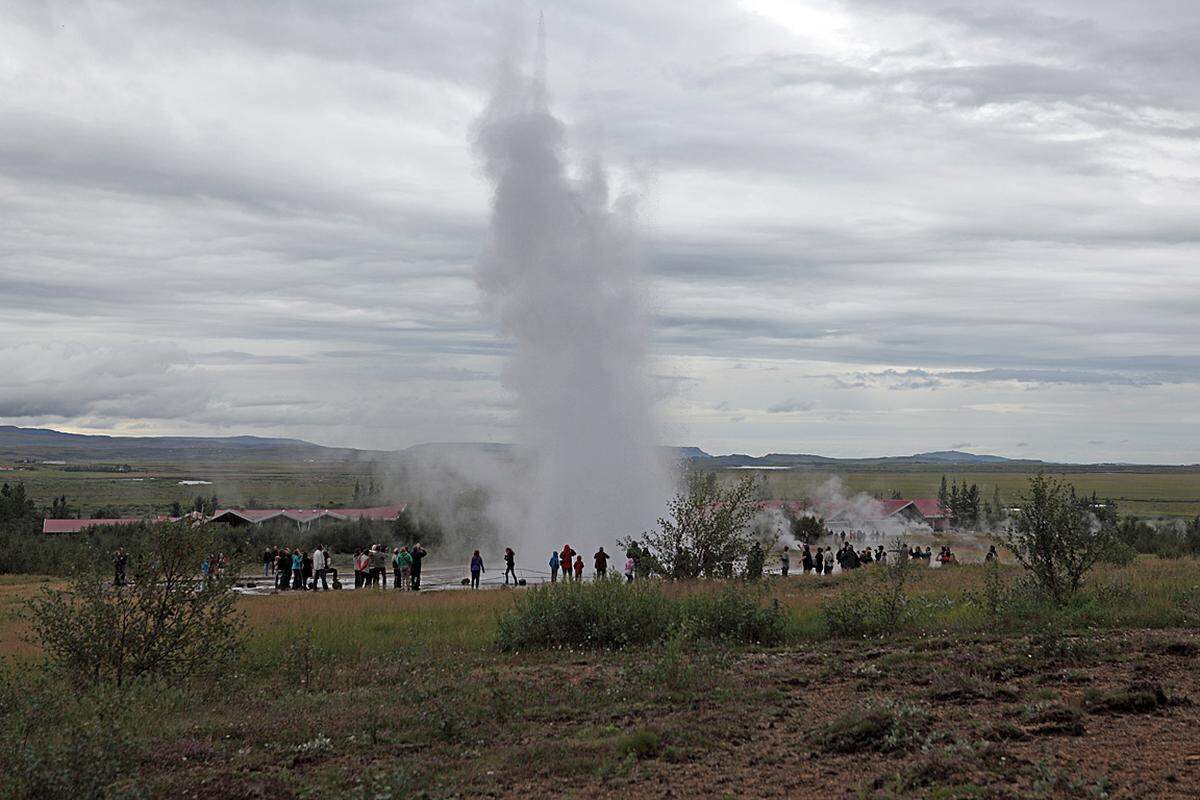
[802,544,814,574]
[814,547,824,575]
[560,545,574,580]
[573,554,584,582]
[374,545,388,589]
[262,547,273,577]
[780,546,790,577]
[470,550,485,589]
[396,546,413,590]
[113,548,128,587]
[624,555,635,583]
[302,550,313,590]
[275,549,289,590]
[594,547,609,579]
[409,542,426,590]
[353,549,366,589]
[503,547,517,586]
[312,545,328,591]
[291,549,303,590]
[549,550,560,583]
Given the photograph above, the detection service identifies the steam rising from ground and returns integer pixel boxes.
[469,23,670,559]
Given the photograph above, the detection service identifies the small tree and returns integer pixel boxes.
[744,540,765,580]
[789,513,826,545]
[25,523,243,686]
[621,471,760,580]
[996,473,1110,605]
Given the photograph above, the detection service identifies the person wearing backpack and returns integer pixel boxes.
[549,550,560,583]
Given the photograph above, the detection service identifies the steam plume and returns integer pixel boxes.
[473,19,669,559]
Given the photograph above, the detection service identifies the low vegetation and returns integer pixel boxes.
[0,556,1198,797]
[495,577,786,650]
[24,525,243,686]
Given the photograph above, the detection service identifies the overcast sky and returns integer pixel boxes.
[2,0,1198,462]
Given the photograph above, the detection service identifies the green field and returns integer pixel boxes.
[1,460,379,517]
[741,467,1200,519]
[5,459,1200,521]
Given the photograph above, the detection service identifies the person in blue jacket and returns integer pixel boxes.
[549,550,560,583]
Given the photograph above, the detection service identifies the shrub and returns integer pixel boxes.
[616,729,662,760]
[678,585,787,645]
[809,700,930,753]
[495,576,674,651]
[494,578,787,651]
[1082,683,1170,714]
[820,558,912,637]
[24,523,244,686]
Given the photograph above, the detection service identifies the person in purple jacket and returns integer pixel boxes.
[470,550,485,589]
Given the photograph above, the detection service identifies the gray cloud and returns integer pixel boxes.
[767,399,816,414]
[0,0,1198,459]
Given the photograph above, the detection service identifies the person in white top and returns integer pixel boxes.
[312,546,328,590]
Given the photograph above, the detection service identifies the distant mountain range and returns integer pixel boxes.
[0,426,1190,470]
[0,425,372,462]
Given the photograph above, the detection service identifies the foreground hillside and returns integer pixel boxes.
[3,560,1200,798]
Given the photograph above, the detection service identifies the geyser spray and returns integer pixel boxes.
[473,21,670,562]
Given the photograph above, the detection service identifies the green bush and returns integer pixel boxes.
[820,560,912,637]
[495,577,787,651]
[616,729,662,760]
[25,524,243,686]
[809,700,930,753]
[678,585,787,645]
[495,576,675,651]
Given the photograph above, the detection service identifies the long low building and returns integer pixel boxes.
[42,517,163,533]
[206,503,408,527]
[42,503,407,533]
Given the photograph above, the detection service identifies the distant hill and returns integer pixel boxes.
[401,442,711,461]
[0,425,371,462]
[908,450,1016,464]
[684,449,1037,468]
[3,426,1192,471]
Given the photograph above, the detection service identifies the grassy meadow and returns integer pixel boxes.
[3,558,1200,798]
[745,467,1200,518]
[2,460,378,518]
[7,459,1200,521]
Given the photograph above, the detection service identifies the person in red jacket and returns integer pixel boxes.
[560,544,573,578]
[573,554,584,581]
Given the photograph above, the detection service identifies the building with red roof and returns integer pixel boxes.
[207,503,407,529]
[43,517,164,534]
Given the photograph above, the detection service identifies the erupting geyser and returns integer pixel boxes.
[474,20,669,556]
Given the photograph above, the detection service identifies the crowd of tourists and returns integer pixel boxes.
[465,544,626,589]
[778,540,967,575]
[545,544,623,584]
[256,543,429,592]
[201,552,230,579]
